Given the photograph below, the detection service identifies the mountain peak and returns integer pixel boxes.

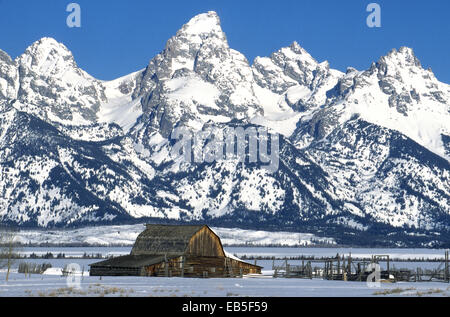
[378,46,422,69]
[26,37,73,57]
[34,37,62,46]
[135,11,230,95]
[0,49,13,64]
[179,11,223,37]
[289,41,309,55]
[278,41,317,64]
[17,37,79,78]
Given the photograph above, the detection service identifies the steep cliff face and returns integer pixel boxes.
[0,12,449,246]
[0,50,19,100]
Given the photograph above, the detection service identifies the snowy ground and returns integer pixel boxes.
[0,271,449,297]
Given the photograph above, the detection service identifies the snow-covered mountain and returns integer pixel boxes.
[0,11,449,247]
[292,47,450,160]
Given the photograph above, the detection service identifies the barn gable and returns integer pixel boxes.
[185,225,225,257]
[131,224,225,257]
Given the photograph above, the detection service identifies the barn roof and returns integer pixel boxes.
[89,254,181,268]
[131,224,207,256]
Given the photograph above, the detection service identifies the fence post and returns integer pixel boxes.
[181,256,185,278]
[387,255,390,277]
[164,254,168,277]
[337,254,340,276]
[445,250,449,283]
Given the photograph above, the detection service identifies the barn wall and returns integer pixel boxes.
[91,256,261,277]
[185,227,225,257]
[143,256,261,278]
[229,258,262,275]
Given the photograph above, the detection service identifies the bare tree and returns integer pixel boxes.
[0,229,20,281]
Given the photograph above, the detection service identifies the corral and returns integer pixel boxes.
[270,251,450,283]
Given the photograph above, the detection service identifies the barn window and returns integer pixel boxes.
[210,267,216,273]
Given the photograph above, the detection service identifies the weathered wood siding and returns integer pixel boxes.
[185,226,225,257]
[143,256,261,278]
[228,258,261,275]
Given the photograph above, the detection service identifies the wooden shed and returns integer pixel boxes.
[89,224,262,278]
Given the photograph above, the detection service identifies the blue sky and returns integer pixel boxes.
[0,0,449,82]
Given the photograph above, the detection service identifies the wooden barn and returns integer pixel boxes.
[89,224,262,278]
